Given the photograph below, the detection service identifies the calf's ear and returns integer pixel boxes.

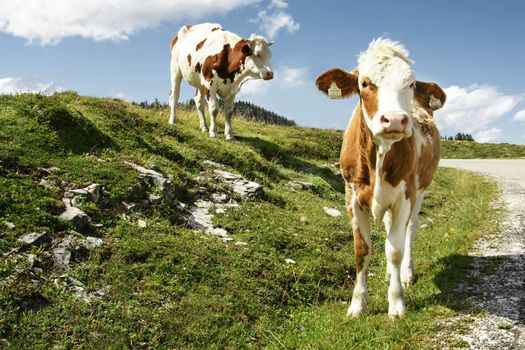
[415,81,446,111]
[315,68,358,99]
[241,42,253,56]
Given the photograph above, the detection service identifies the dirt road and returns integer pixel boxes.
[437,159,525,349]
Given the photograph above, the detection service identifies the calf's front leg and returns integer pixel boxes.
[347,186,372,317]
[385,198,411,318]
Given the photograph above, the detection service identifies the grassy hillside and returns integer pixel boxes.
[0,92,498,349]
[441,140,525,159]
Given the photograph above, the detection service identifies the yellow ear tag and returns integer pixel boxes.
[429,95,443,110]
[328,82,342,99]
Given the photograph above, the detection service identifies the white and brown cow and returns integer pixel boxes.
[169,23,274,140]
[316,39,446,318]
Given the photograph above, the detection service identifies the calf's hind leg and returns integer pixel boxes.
[194,89,208,133]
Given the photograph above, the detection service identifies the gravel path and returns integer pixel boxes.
[436,159,525,349]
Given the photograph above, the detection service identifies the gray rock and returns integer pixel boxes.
[60,200,91,230]
[4,221,15,229]
[288,181,316,191]
[203,160,225,168]
[82,237,103,250]
[84,184,101,203]
[121,201,139,213]
[17,232,51,249]
[125,161,171,190]
[211,193,229,203]
[27,254,42,268]
[323,207,342,217]
[39,178,56,189]
[213,169,263,199]
[147,193,163,204]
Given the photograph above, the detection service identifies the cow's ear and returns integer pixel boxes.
[315,68,358,99]
[415,81,446,111]
[241,42,253,56]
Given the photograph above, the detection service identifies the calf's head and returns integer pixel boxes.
[316,38,445,146]
[243,34,274,81]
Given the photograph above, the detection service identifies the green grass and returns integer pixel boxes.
[0,92,499,349]
[441,140,525,159]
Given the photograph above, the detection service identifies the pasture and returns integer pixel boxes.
[0,93,498,349]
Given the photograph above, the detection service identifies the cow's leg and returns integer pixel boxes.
[383,209,393,279]
[346,185,372,317]
[401,191,425,288]
[207,92,218,138]
[385,198,411,318]
[223,97,235,140]
[194,89,208,133]
[169,64,182,125]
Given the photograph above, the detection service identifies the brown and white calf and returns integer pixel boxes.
[316,39,446,318]
[169,23,274,140]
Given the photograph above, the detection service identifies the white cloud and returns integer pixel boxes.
[269,0,288,9]
[238,65,308,98]
[473,128,502,143]
[434,84,523,134]
[250,1,299,39]
[281,67,307,87]
[237,78,271,97]
[0,77,64,94]
[513,109,525,121]
[0,0,258,45]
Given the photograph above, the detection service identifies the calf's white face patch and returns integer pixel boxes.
[357,39,416,143]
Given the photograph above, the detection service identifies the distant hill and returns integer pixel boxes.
[135,98,296,126]
[441,140,525,159]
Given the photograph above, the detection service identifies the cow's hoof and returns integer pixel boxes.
[401,273,414,289]
[209,132,217,138]
[201,127,209,133]
[388,300,406,319]
[225,134,235,141]
[347,298,366,318]
[168,118,175,125]
[401,265,414,289]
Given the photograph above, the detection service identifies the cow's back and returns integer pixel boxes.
[171,23,243,86]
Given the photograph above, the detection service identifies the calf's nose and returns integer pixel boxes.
[380,113,408,132]
[264,71,274,80]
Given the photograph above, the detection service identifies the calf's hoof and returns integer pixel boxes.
[388,300,406,319]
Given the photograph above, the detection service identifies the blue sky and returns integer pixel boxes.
[1,0,525,144]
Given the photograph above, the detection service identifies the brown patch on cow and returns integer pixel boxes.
[195,62,201,73]
[211,27,222,32]
[185,25,193,30]
[315,68,358,98]
[354,228,369,273]
[359,77,378,118]
[204,88,210,100]
[202,40,251,84]
[417,131,441,190]
[196,38,207,51]
[170,35,178,54]
[339,102,376,209]
[383,136,417,188]
[187,54,192,66]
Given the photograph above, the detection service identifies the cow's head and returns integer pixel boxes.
[316,38,445,147]
[242,34,274,81]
